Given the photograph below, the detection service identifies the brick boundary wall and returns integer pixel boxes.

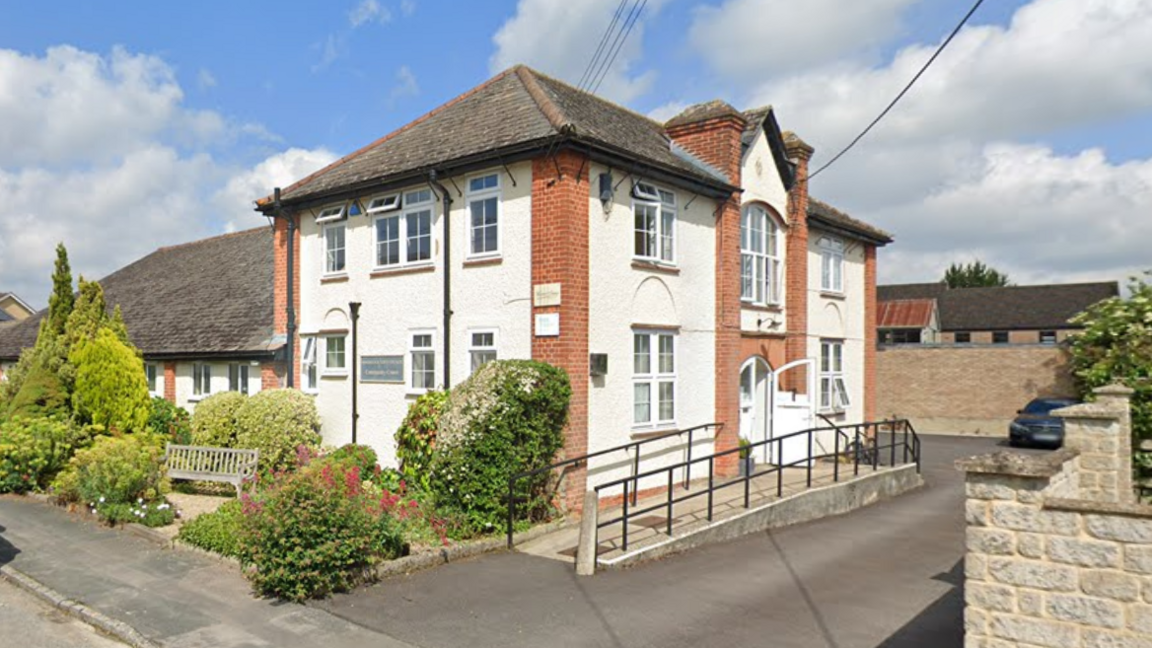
[877,344,1076,435]
[531,150,590,511]
[959,385,1152,648]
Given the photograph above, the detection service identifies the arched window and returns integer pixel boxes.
[740,205,782,305]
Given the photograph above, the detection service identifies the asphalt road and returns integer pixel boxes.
[0,577,126,648]
[316,435,1030,648]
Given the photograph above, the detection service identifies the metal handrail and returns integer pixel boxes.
[505,422,723,548]
[593,418,920,552]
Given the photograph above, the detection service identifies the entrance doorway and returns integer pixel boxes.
[739,357,817,465]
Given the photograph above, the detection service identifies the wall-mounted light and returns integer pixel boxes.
[598,171,614,211]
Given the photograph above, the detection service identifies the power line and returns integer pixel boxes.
[588,0,647,95]
[578,0,629,90]
[808,0,987,180]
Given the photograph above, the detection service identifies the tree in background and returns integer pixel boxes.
[943,261,1012,288]
[70,327,151,433]
[1067,272,1152,481]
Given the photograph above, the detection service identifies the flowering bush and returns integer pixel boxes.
[395,390,447,491]
[234,389,321,475]
[147,397,192,445]
[53,434,168,509]
[430,360,569,535]
[236,462,406,601]
[94,498,175,527]
[190,392,246,448]
[0,417,75,493]
[314,444,379,481]
[178,500,243,557]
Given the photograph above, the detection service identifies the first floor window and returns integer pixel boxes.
[228,364,249,394]
[145,363,158,394]
[324,223,346,274]
[410,332,435,391]
[193,363,211,397]
[819,341,849,411]
[633,184,676,263]
[468,173,500,256]
[325,336,347,373]
[819,237,844,293]
[633,331,676,426]
[301,338,318,391]
[469,330,497,374]
[741,205,782,305]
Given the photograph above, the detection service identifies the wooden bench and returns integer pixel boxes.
[165,444,259,495]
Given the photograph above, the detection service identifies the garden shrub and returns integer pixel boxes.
[237,462,405,601]
[430,360,570,534]
[53,434,168,508]
[313,444,379,481]
[0,417,74,493]
[95,499,175,527]
[148,397,192,446]
[234,389,321,475]
[190,392,246,448]
[178,500,243,557]
[6,357,70,421]
[395,390,447,492]
[70,328,151,432]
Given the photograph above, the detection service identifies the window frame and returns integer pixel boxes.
[145,363,159,396]
[992,331,1010,344]
[466,172,502,260]
[1039,330,1058,345]
[228,363,250,395]
[819,236,845,294]
[365,193,401,214]
[408,330,437,394]
[323,335,348,376]
[323,222,347,276]
[373,189,434,270]
[468,328,498,375]
[632,182,677,265]
[301,337,319,393]
[314,205,346,224]
[819,340,850,412]
[954,332,972,344]
[192,362,212,398]
[740,204,783,306]
[632,330,677,429]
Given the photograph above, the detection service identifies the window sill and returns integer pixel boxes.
[463,256,502,268]
[321,372,349,379]
[630,426,680,440]
[370,263,435,278]
[188,395,208,403]
[820,290,846,300]
[741,302,782,313]
[632,260,680,275]
[321,273,349,284]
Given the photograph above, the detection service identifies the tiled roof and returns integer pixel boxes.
[807,198,893,245]
[878,282,948,302]
[878,299,936,329]
[0,228,276,360]
[936,282,1119,332]
[271,66,735,205]
[0,309,11,323]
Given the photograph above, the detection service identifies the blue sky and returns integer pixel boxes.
[2,0,1150,306]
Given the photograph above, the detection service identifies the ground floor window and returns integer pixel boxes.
[819,340,849,411]
[145,363,159,394]
[193,363,211,397]
[410,331,435,392]
[324,336,347,374]
[880,328,922,344]
[633,331,676,426]
[469,329,497,374]
[229,364,250,394]
[301,338,318,391]
[1039,330,1057,344]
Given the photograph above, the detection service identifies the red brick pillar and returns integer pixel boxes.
[666,102,746,475]
[163,362,177,404]
[783,133,814,393]
[531,150,590,510]
[864,245,878,421]
[260,362,282,391]
[273,214,301,388]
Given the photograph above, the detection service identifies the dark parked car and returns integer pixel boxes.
[1008,397,1080,448]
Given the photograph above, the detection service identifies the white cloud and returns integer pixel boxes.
[349,0,392,27]
[0,46,336,307]
[690,0,919,81]
[647,100,689,123]
[197,68,217,90]
[400,0,416,16]
[388,65,419,104]
[490,0,668,103]
[312,34,346,72]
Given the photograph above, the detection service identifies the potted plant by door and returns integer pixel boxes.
[738,437,755,477]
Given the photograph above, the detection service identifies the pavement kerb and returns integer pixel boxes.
[0,563,161,648]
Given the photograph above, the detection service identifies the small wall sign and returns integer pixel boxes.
[361,355,404,383]
[535,313,560,337]
[533,283,562,307]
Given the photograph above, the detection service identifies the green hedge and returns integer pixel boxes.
[234,389,322,475]
[430,360,569,534]
[190,392,246,447]
[178,500,243,557]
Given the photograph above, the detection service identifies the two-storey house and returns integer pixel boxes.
[256,66,891,498]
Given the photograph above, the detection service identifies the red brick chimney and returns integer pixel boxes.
[666,102,746,473]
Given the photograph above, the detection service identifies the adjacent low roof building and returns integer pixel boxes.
[0,293,35,324]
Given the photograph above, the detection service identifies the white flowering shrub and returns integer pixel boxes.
[430,360,569,534]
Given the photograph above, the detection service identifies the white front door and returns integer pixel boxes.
[739,359,771,461]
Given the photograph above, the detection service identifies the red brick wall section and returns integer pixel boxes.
[531,150,590,511]
[260,362,282,390]
[163,362,177,404]
[273,215,301,387]
[783,139,813,394]
[864,245,878,421]
[667,114,744,475]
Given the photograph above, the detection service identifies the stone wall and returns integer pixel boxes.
[878,343,1075,435]
[959,385,1152,647]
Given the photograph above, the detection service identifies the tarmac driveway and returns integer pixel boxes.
[317,435,1034,648]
